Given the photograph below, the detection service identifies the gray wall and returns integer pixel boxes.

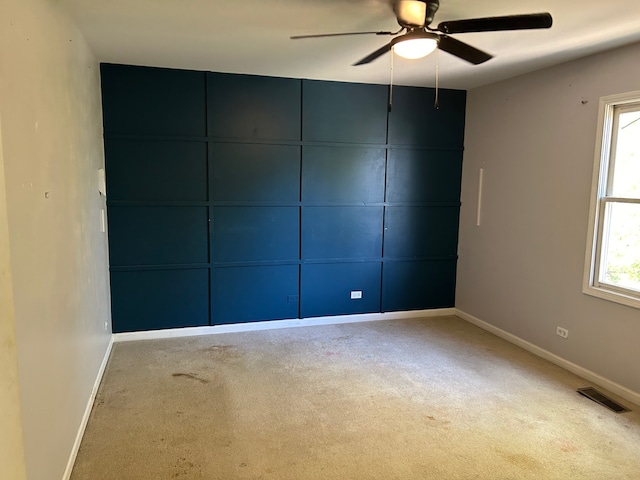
[457,41,640,397]
[0,0,112,478]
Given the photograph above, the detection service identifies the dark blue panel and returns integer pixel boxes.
[302,207,383,260]
[213,265,299,324]
[386,149,463,203]
[301,263,382,318]
[108,206,209,266]
[388,87,466,147]
[100,64,468,330]
[100,64,205,136]
[212,143,300,202]
[302,80,388,143]
[382,260,456,311]
[213,207,299,262]
[111,269,209,332]
[384,206,459,259]
[302,146,385,203]
[105,140,207,202]
[207,73,301,140]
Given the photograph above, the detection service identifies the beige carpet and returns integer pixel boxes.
[71,316,640,479]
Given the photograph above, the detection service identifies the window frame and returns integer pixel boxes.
[583,90,640,309]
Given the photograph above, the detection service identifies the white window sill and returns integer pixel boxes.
[583,284,640,310]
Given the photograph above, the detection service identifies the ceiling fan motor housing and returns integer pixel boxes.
[394,0,440,28]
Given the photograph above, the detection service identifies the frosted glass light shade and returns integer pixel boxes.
[394,38,438,59]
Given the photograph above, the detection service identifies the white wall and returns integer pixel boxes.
[458,41,640,397]
[0,0,112,479]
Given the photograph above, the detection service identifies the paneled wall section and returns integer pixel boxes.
[101,64,465,332]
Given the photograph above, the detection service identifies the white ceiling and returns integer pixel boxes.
[61,0,640,90]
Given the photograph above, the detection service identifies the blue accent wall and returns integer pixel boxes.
[101,64,465,332]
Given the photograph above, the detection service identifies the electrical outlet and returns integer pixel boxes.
[104,321,109,331]
[556,326,569,339]
[350,290,362,300]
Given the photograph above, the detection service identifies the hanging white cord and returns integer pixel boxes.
[434,48,440,109]
[476,167,484,227]
[389,46,394,112]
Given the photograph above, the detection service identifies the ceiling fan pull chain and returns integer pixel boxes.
[389,46,394,112]
[434,48,440,109]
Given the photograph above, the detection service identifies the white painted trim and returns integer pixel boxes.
[455,309,640,407]
[582,90,640,310]
[62,336,114,480]
[113,308,456,342]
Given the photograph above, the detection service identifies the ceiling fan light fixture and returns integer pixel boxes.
[393,37,438,59]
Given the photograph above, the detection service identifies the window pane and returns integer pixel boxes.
[611,108,640,198]
[600,202,640,292]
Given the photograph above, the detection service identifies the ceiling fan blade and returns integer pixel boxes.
[353,41,394,66]
[291,30,397,40]
[438,35,492,65]
[437,12,552,34]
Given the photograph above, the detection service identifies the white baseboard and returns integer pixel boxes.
[113,308,456,343]
[63,335,114,480]
[455,309,640,408]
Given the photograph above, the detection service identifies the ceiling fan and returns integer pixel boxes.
[290,0,553,66]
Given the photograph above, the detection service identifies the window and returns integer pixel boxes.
[584,90,640,309]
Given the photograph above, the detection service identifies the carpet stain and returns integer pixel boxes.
[172,456,197,478]
[203,345,241,361]
[498,450,543,472]
[424,414,451,428]
[172,373,209,384]
[556,439,579,452]
[333,335,353,341]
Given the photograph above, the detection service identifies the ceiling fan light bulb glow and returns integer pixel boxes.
[393,38,438,59]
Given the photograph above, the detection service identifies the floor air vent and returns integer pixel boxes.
[577,387,630,413]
